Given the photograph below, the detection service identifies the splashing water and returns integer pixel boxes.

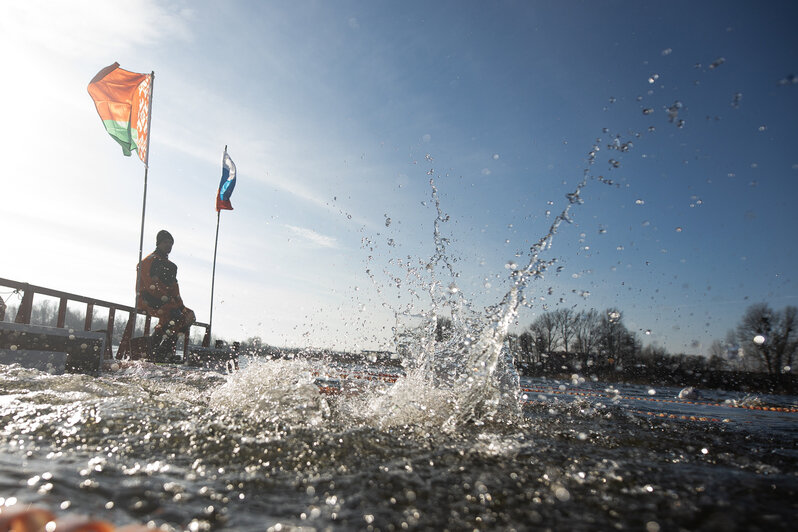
[353,139,611,432]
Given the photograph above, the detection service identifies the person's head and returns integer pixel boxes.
[156,229,174,254]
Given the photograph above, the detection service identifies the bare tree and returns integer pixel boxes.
[552,308,578,353]
[574,309,601,365]
[736,303,797,374]
[529,312,558,354]
[598,308,638,367]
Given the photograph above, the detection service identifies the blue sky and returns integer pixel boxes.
[2,0,797,354]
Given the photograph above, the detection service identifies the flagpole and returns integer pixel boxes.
[209,145,227,340]
[135,72,155,312]
[209,210,221,338]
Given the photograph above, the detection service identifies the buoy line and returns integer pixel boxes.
[520,387,798,413]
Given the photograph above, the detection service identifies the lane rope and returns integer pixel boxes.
[520,387,798,413]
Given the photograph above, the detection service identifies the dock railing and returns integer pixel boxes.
[0,277,211,359]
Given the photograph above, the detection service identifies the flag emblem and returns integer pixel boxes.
[87,63,152,164]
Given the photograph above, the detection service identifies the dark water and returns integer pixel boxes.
[1,359,796,531]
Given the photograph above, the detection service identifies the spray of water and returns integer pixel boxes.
[358,142,610,431]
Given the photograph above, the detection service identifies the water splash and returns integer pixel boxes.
[361,137,612,432]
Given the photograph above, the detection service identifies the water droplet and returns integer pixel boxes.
[384,216,392,227]
[492,153,500,160]
[758,125,767,132]
[645,330,652,335]
[647,388,656,396]
[642,108,654,115]
[648,74,660,84]
[709,57,725,69]
[635,199,645,205]
[566,191,583,204]
[505,261,517,270]
[608,96,616,104]
[675,227,683,232]
[753,335,765,345]
[661,48,673,56]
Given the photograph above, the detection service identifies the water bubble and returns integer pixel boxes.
[492,153,500,160]
[648,74,659,84]
[645,330,652,335]
[661,48,673,56]
[753,335,765,345]
[642,108,654,115]
[647,388,656,396]
[608,96,616,103]
[758,125,767,132]
[635,199,645,205]
[675,227,683,232]
[505,261,517,270]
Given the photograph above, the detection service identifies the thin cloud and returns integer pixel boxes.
[284,225,339,249]
[2,0,193,58]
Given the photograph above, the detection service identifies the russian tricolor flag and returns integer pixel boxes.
[216,148,236,212]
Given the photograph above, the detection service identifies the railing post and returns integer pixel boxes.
[15,285,34,324]
[105,307,116,360]
[84,302,94,331]
[202,326,211,347]
[117,312,136,358]
[57,297,68,328]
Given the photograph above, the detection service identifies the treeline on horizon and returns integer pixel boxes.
[500,304,796,378]
[4,297,796,393]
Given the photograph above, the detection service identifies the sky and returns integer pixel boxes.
[2,0,797,355]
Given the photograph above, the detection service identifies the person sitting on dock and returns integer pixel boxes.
[136,230,195,359]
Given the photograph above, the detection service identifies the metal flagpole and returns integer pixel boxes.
[208,145,226,339]
[135,72,155,311]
